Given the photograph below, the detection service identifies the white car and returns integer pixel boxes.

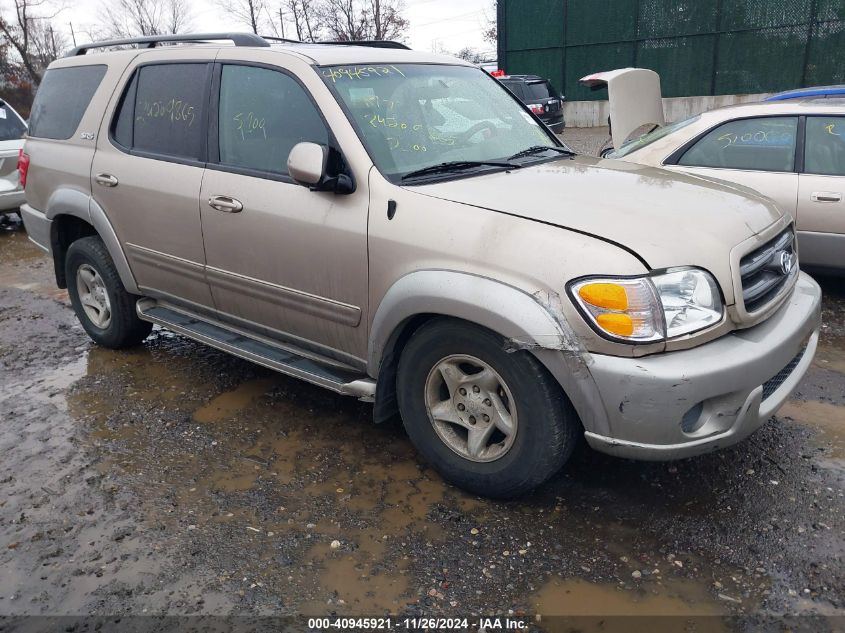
[0,99,27,216]
[583,69,845,273]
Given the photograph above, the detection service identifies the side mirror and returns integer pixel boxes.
[287,142,327,187]
[287,142,355,194]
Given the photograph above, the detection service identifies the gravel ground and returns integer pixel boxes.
[0,144,843,633]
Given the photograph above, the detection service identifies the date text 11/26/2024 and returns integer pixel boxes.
[307,617,531,630]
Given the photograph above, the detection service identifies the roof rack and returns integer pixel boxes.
[67,32,270,56]
[765,85,845,101]
[320,40,410,50]
[259,35,303,44]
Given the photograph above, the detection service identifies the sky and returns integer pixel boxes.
[55,0,496,60]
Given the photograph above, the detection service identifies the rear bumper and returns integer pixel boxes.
[582,272,821,460]
[19,203,52,253]
[0,189,25,212]
[542,117,565,133]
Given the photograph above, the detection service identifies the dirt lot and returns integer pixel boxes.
[0,131,843,631]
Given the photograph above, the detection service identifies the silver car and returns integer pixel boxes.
[585,69,845,273]
[0,99,27,216]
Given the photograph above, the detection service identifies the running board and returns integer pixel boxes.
[136,299,376,400]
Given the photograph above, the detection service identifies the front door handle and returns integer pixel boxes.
[811,191,842,203]
[208,195,243,214]
[95,173,119,187]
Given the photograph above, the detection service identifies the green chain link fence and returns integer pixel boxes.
[497,0,845,101]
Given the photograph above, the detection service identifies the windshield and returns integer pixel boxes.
[320,64,560,181]
[0,105,26,141]
[612,115,700,158]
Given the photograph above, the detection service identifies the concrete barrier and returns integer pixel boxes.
[564,93,775,128]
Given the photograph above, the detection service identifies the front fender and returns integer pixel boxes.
[368,271,612,437]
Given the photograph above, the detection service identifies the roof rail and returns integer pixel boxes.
[320,40,410,50]
[765,85,845,101]
[260,35,303,44]
[67,32,270,56]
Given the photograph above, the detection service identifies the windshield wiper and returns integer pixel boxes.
[401,160,519,182]
[507,145,576,161]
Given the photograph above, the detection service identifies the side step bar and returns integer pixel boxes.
[136,299,376,401]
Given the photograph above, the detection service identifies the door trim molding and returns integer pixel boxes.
[206,265,362,327]
[126,242,207,284]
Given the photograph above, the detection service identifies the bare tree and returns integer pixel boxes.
[368,0,405,40]
[263,0,322,41]
[285,0,322,41]
[98,0,193,38]
[455,46,484,63]
[216,0,265,34]
[0,0,66,83]
[319,0,406,42]
[482,0,496,47]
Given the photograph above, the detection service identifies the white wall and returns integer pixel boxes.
[564,93,776,128]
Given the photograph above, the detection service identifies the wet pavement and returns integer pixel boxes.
[0,210,843,631]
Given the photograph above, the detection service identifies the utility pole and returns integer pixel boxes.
[279,8,285,39]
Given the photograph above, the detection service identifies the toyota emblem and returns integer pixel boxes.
[778,251,796,276]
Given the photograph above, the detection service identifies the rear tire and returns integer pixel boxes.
[396,319,580,498]
[65,236,152,349]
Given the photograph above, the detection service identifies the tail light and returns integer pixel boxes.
[18,149,29,189]
[490,69,506,77]
[527,103,545,115]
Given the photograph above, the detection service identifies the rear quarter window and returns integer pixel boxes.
[526,81,553,100]
[29,65,107,140]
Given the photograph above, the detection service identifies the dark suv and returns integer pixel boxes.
[496,74,564,133]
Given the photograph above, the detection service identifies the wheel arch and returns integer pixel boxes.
[46,189,138,294]
[369,271,609,436]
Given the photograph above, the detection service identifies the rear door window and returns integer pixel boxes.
[112,63,209,161]
[804,116,845,176]
[678,117,798,172]
[29,65,107,139]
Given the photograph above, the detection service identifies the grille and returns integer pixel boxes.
[739,228,797,313]
[761,347,805,401]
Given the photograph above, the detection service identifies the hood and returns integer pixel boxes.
[580,68,665,150]
[409,156,784,301]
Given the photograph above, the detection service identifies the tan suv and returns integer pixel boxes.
[20,33,822,497]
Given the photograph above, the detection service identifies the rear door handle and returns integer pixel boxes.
[95,173,118,187]
[811,191,842,202]
[207,195,243,213]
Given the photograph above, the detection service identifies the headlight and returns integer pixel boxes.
[569,268,723,343]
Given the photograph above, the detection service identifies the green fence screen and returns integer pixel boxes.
[497,0,845,101]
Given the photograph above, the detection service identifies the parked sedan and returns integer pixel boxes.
[0,100,27,217]
[584,69,845,273]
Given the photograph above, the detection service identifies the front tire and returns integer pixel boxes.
[396,319,579,498]
[66,236,152,349]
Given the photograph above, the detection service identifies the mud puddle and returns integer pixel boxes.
[531,577,731,633]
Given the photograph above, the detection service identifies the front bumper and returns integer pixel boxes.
[583,272,821,460]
